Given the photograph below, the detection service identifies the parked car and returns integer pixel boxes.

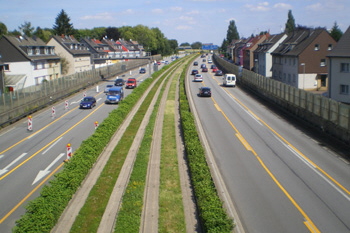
[104,84,113,93]
[79,96,96,109]
[202,67,208,72]
[139,68,146,74]
[198,87,212,97]
[105,86,124,104]
[126,78,137,89]
[193,74,203,82]
[115,78,125,86]
[193,61,198,66]
[215,70,223,76]
[191,69,199,75]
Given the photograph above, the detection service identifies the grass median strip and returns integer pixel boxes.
[159,72,186,232]
[70,73,167,233]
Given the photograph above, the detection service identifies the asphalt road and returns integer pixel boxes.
[187,56,350,233]
[0,64,155,233]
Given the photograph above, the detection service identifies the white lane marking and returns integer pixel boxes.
[32,153,65,185]
[42,137,63,155]
[0,153,27,176]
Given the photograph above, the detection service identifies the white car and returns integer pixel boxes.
[194,74,203,82]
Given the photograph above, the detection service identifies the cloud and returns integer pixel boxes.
[273,3,292,10]
[152,8,163,14]
[186,10,199,15]
[121,9,135,15]
[306,3,323,11]
[80,12,114,20]
[170,6,183,12]
[176,25,192,30]
[245,2,270,12]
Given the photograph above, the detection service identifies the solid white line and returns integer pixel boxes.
[42,137,63,155]
[2,153,27,170]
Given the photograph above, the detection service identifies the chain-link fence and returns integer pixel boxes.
[213,54,350,143]
[0,57,160,127]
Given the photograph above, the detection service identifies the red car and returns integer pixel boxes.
[126,78,137,89]
[202,67,208,72]
[212,67,218,72]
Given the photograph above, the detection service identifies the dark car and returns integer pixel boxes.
[139,68,146,74]
[210,65,217,69]
[193,61,198,66]
[191,69,199,75]
[202,67,208,72]
[215,70,223,76]
[80,96,96,109]
[104,84,113,93]
[198,87,211,97]
[115,78,125,86]
[201,64,206,68]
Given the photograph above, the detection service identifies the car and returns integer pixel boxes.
[157,61,161,65]
[208,59,213,63]
[194,74,203,82]
[198,87,212,97]
[193,61,198,66]
[115,78,125,86]
[79,96,96,109]
[202,59,206,62]
[223,73,236,87]
[215,70,223,76]
[191,69,199,75]
[202,67,208,72]
[201,64,206,68]
[104,84,113,93]
[126,78,137,89]
[105,86,124,104]
[212,67,218,72]
[210,65,217,69]
[164,61,169,64]
[139,68,146,74]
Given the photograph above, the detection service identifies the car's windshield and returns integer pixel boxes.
[108,91,120,95]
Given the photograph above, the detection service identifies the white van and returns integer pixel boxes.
[223,74,236,87]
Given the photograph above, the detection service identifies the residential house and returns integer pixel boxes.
[80,38,109,68]
[254,33,287,78]
[47,35,91,75]
[231,38,253,66]
[271,28,336,90]
[0,35,61,90]
[243,33,269,71]
[327,26,350,103]
[100,38,124,61]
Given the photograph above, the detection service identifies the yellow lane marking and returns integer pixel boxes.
[224,89,350,196]
[0,103,104,181]
[209,95,320,232]
[0,162,64,224]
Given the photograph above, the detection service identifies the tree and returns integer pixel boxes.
[285,10,296,33]
[180,42,190,47]
[226,20,239,43]
[19,21,34,37]
[0,22,8,37]
[34,27,53,42]
[191,41,202,50]
[330,21,343,42]
[168,39,178,54]
[53,9,75,35]
[105,27,121,41]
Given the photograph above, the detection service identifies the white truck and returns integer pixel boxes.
[223,74,236,87]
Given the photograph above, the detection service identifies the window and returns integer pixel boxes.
[45,48,49,54]
[340,85,349,95]
[320,59,326,67]
[35,47,40,55]
[28,48,33,55]
[340,63,350,72]
[328,44,333,50]
[314,44,319,51]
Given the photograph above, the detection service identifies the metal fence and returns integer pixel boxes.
[213,54,350,144]
[0,57,159,127]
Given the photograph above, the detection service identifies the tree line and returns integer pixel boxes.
[0,9,179,56]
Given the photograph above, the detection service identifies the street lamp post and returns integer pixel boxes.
[300,63,305,89]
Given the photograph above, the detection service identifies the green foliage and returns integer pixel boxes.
[226,20,240,42]
[285,10,296,33]
[0,22,8,36]
[53,9,75,36]
[18,21,34,37]
[178,56,234,232]
[330,21,343,42]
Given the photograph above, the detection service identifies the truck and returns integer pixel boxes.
[105,86,124,104]
[223,74,236,87]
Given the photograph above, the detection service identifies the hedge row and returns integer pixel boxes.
[12,65,169,233]
[178,57,234,232]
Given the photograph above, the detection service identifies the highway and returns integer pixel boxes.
[0,64,154,233]
[187,56,350,233]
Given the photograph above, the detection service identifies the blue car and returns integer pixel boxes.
[105,87,124,104]
[79,96,96,109]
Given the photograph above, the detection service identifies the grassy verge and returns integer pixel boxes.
[158,71,186,232]
[70,68,172,232]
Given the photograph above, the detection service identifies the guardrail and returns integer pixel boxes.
[213,54,350,144]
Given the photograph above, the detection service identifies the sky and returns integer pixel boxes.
[0,0,349,46]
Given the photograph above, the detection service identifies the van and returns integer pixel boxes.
[223,74,236,87]
[105,86,124,104]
